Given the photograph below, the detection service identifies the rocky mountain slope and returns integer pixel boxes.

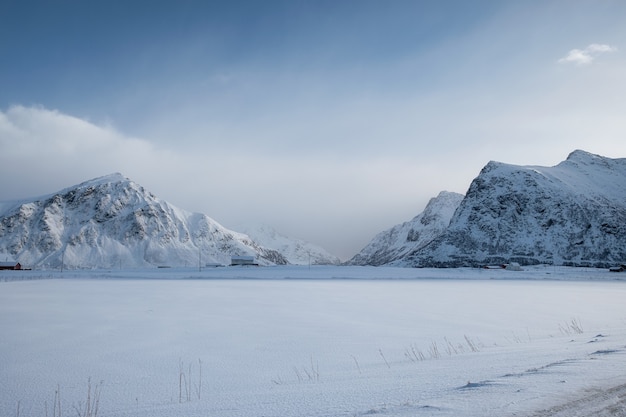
[348,191,464,266]
[0,173,301,268]
[402,150,626,267]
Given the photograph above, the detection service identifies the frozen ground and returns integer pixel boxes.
[1,266,626,417]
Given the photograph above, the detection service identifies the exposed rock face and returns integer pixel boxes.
[348,191,464,266]
[0,173,288,268]
[403,150,626,267]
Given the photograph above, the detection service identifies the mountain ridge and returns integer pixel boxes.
[2,150,624,270]
[401,150,626,268]
[348,191,464,266]
[0,174,336,268]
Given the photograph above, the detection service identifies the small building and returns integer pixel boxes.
[231,256,258,266]
[0,261,22,270]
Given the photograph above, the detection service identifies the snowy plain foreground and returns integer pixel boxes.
[2,266,626,417]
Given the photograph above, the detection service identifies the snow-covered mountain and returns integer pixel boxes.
[348,191,464,266]
[402,150,626,268]
[240,224,341,265]
[0,173,294,268]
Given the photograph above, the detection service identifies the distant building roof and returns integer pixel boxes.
[231,256,257,266]
[0,261,21,270]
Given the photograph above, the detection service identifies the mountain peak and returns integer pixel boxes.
[565,149,604,165]
[75,172,129,188]
[348,190,464,266]
[0,174,274,268]
[0,174,332,268]
[404,150,626,268]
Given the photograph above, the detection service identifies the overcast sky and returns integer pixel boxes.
[1,1,626,260]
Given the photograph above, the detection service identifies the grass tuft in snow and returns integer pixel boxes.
[351,354,362,374]
[404,336,481,364]
[404,344,426,362]
[444,337,459,355]
[178,359,202,403]
[428,341,441,359]
[464,335,480,352]
[292,355,320,383]
[73,378,103,417]
[505,329,532,344]
[46,384,62,417]
[379,349,391,369]
[558,317,584,335]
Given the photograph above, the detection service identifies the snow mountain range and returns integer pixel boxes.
[0,173,339,269]
[2,150,624,270]
[241,224,340,266]
[351,150,626,268]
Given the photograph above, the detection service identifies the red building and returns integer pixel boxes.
[0,262,21,270]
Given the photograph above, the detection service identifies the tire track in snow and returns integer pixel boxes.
[527,383,626,417]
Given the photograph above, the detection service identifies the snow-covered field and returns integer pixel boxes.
[2,266,626,417]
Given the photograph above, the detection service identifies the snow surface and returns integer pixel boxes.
[2,266,626,417]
